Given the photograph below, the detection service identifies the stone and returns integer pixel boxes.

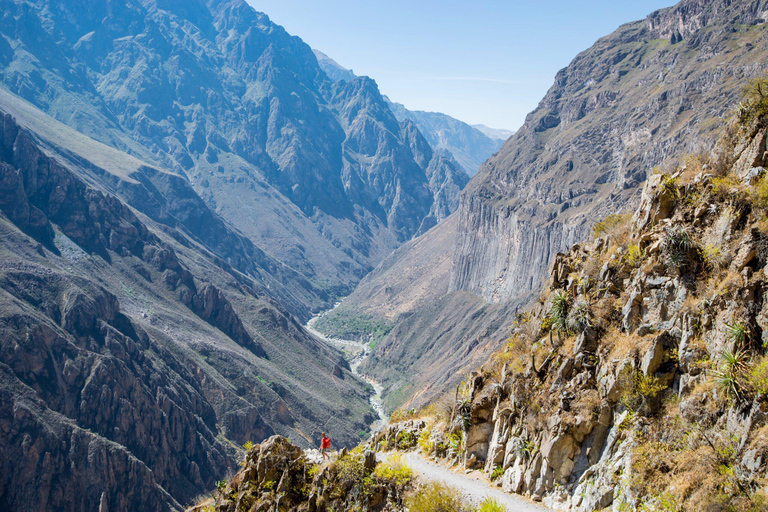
[641,336,665,376]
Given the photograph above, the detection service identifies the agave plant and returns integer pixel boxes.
[547,289,570,335]
[661,225,695,269]
[725,321,750,348]
[566,298,592,334]
[713,348,750,402]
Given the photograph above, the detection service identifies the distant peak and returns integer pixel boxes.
[313,49,356,83]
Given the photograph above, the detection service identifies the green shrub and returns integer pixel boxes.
[738,72,768,128]
[372,453,414,487]
[478,497,508,512]
[621,371,666,416]
[700,244,725,270]
[748,356,768,397]
[418,428,434,454]
[490,465,504,481]
[592,213,628,238]
[406,481,469,512]
[396,430,417,449]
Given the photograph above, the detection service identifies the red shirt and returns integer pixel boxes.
[321,436,331,449]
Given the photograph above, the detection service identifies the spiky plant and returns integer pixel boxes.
[725,321,750,348]
[661,225,694,269]
[713,348,750,402]
[547,289,570,335]
[566,298,592,334]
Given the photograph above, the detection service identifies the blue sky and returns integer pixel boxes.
[247,1,678,131]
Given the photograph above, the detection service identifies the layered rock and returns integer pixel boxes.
[450,0,768,304]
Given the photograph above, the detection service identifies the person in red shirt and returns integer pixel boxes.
[320,432,331,460]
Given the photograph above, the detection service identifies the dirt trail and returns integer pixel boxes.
[400,453,550,512]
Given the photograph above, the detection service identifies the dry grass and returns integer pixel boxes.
[603,326,645,362]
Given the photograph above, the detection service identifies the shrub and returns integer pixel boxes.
[372,453,414,487]
[566,298,592,334]
[478,497,508,512]
[243,441,254,451]
[621,371,667,416]
[748,357,768,398]
[418,428,434,455]
[405,481,469,512]
[661,174,680,198]
[592,213,628,238]
[623,244,644,267]
[490,465,504,481]
[738,72,768,128]
[700,244,725,270]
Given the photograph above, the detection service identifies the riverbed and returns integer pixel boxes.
[305,307,388,432]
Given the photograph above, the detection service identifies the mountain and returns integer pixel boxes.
[309,49,507,178]
[386,99,508,176]
[0,0,468,318]
[313,49,356,83]
[331,0,768,412]
[0,0,480,509]
[471,124,515,142]
[0,105,375,511]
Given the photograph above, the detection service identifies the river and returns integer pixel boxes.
[305,306,388,433]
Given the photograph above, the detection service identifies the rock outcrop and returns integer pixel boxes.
[410,97,768,509]
[450,0,768,304]
[205,436,411,512]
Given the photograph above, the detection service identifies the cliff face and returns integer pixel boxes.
[396,97,768,509]
[0,0,467,313]
[450,0,768,304]
[0,111,376,511]
[333,0,768,414]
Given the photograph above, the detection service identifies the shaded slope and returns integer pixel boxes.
[0,110,375,511]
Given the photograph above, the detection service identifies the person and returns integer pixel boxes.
[320,432,331,460]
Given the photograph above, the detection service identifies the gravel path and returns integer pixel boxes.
[401,453,550,512]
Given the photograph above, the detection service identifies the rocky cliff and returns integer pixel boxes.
[342,0,768,414]
[399,87,768,509]
[451,0,768,304]
[0,109,376,511]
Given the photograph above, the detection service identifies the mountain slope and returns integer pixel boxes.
[387,98,507,177]
[0,0,466,315]
[0,104,376,510]
[350,0,768,412]
[451,0,768,303]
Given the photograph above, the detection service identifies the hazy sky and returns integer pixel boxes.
[246,1,677,131]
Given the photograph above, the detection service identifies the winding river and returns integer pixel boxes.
[305,306,388,432]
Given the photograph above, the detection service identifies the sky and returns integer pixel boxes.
[246,1,678,131]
